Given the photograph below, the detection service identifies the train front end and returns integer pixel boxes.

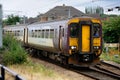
[68,18,102,66]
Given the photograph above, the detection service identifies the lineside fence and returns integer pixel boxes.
[0,64,24,80]
[104,43,120,54]
[104,43,119,48]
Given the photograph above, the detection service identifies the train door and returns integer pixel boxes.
[23,28,25,44]
[79,21,92,53]
[82,25,90,52]
[24,28,28,44]
[53,28,60,51]
[60,26,64,51]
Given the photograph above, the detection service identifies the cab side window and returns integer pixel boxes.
[93,24,100,37]
[69,23,78,37]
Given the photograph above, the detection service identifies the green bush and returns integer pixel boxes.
[100,51,120,64]
[2,34,28,65]
[103,16,120,43]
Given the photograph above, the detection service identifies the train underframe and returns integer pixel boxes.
[25,46,100,67]
[68,53,100,67]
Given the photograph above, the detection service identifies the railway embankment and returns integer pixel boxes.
[100,48,120,64]
[0,34,93,80]
[8,56,94,80]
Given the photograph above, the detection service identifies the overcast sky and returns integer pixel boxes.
[0,0,120,18]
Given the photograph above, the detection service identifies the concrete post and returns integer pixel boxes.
[0,5,2,48]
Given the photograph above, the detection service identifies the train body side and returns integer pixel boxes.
[3,25,26,42]
[24,20,69,54]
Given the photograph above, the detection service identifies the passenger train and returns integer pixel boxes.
[3,17,102,67]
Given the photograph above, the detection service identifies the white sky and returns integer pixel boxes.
[0,0,120,18]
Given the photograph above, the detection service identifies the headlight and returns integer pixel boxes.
[71,46,77,50]
[93,46,99,49]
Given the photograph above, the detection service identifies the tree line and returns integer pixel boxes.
[103,16,120,43]
[3,15,20,26]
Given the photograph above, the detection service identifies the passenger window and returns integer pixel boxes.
[42,30,44,38]
[45,29,49,38]
[32,30,34,37]
[28,30,31,37]
[38,30,41,38]
[21,30,23,36]
[15,31,17,36]
[50,29,54,38]
[18,30,20,36]
[35,30,37,38]
[69,23,78,37]
[54,29,57,38]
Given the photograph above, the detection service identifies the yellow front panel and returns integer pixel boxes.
[82,25,90,52]
[92,19,101,24]
[69,38,78,46]
[69,38,78,54]
[68,18,79,25]
[93,38,101,46]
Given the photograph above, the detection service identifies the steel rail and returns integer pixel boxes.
[89,65,120,79]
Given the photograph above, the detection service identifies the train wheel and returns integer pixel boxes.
[61,56,68,65]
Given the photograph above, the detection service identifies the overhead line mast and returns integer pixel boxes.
[0,4,2,48]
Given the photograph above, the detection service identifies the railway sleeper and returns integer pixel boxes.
[95,64,120,76]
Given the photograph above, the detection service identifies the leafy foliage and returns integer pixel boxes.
[103,16,120,43]
[3,14,20,26]
[100,48,120,64]
[1,34,28,65]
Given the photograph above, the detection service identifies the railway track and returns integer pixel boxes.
[30,52,120,80]
[71,68,118,80]
[87,60,120,80]
[67,61,120,80]
[47,58,120,80]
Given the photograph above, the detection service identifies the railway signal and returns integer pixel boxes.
[108,8,113,11]
[108,6,120,12]
[115,6,120,11]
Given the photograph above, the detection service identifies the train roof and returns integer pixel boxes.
[30,16,97,24]
[4,24,27,28]
[30,18,70,25]
[3,24,27,30]
[3,16,100,29]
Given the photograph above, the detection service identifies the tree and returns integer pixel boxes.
[3,15,20,26]
[85,6,104,15]
[103,16,120,51]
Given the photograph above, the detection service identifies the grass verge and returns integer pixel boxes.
[8,58,57,80]
[100,48,120,64]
